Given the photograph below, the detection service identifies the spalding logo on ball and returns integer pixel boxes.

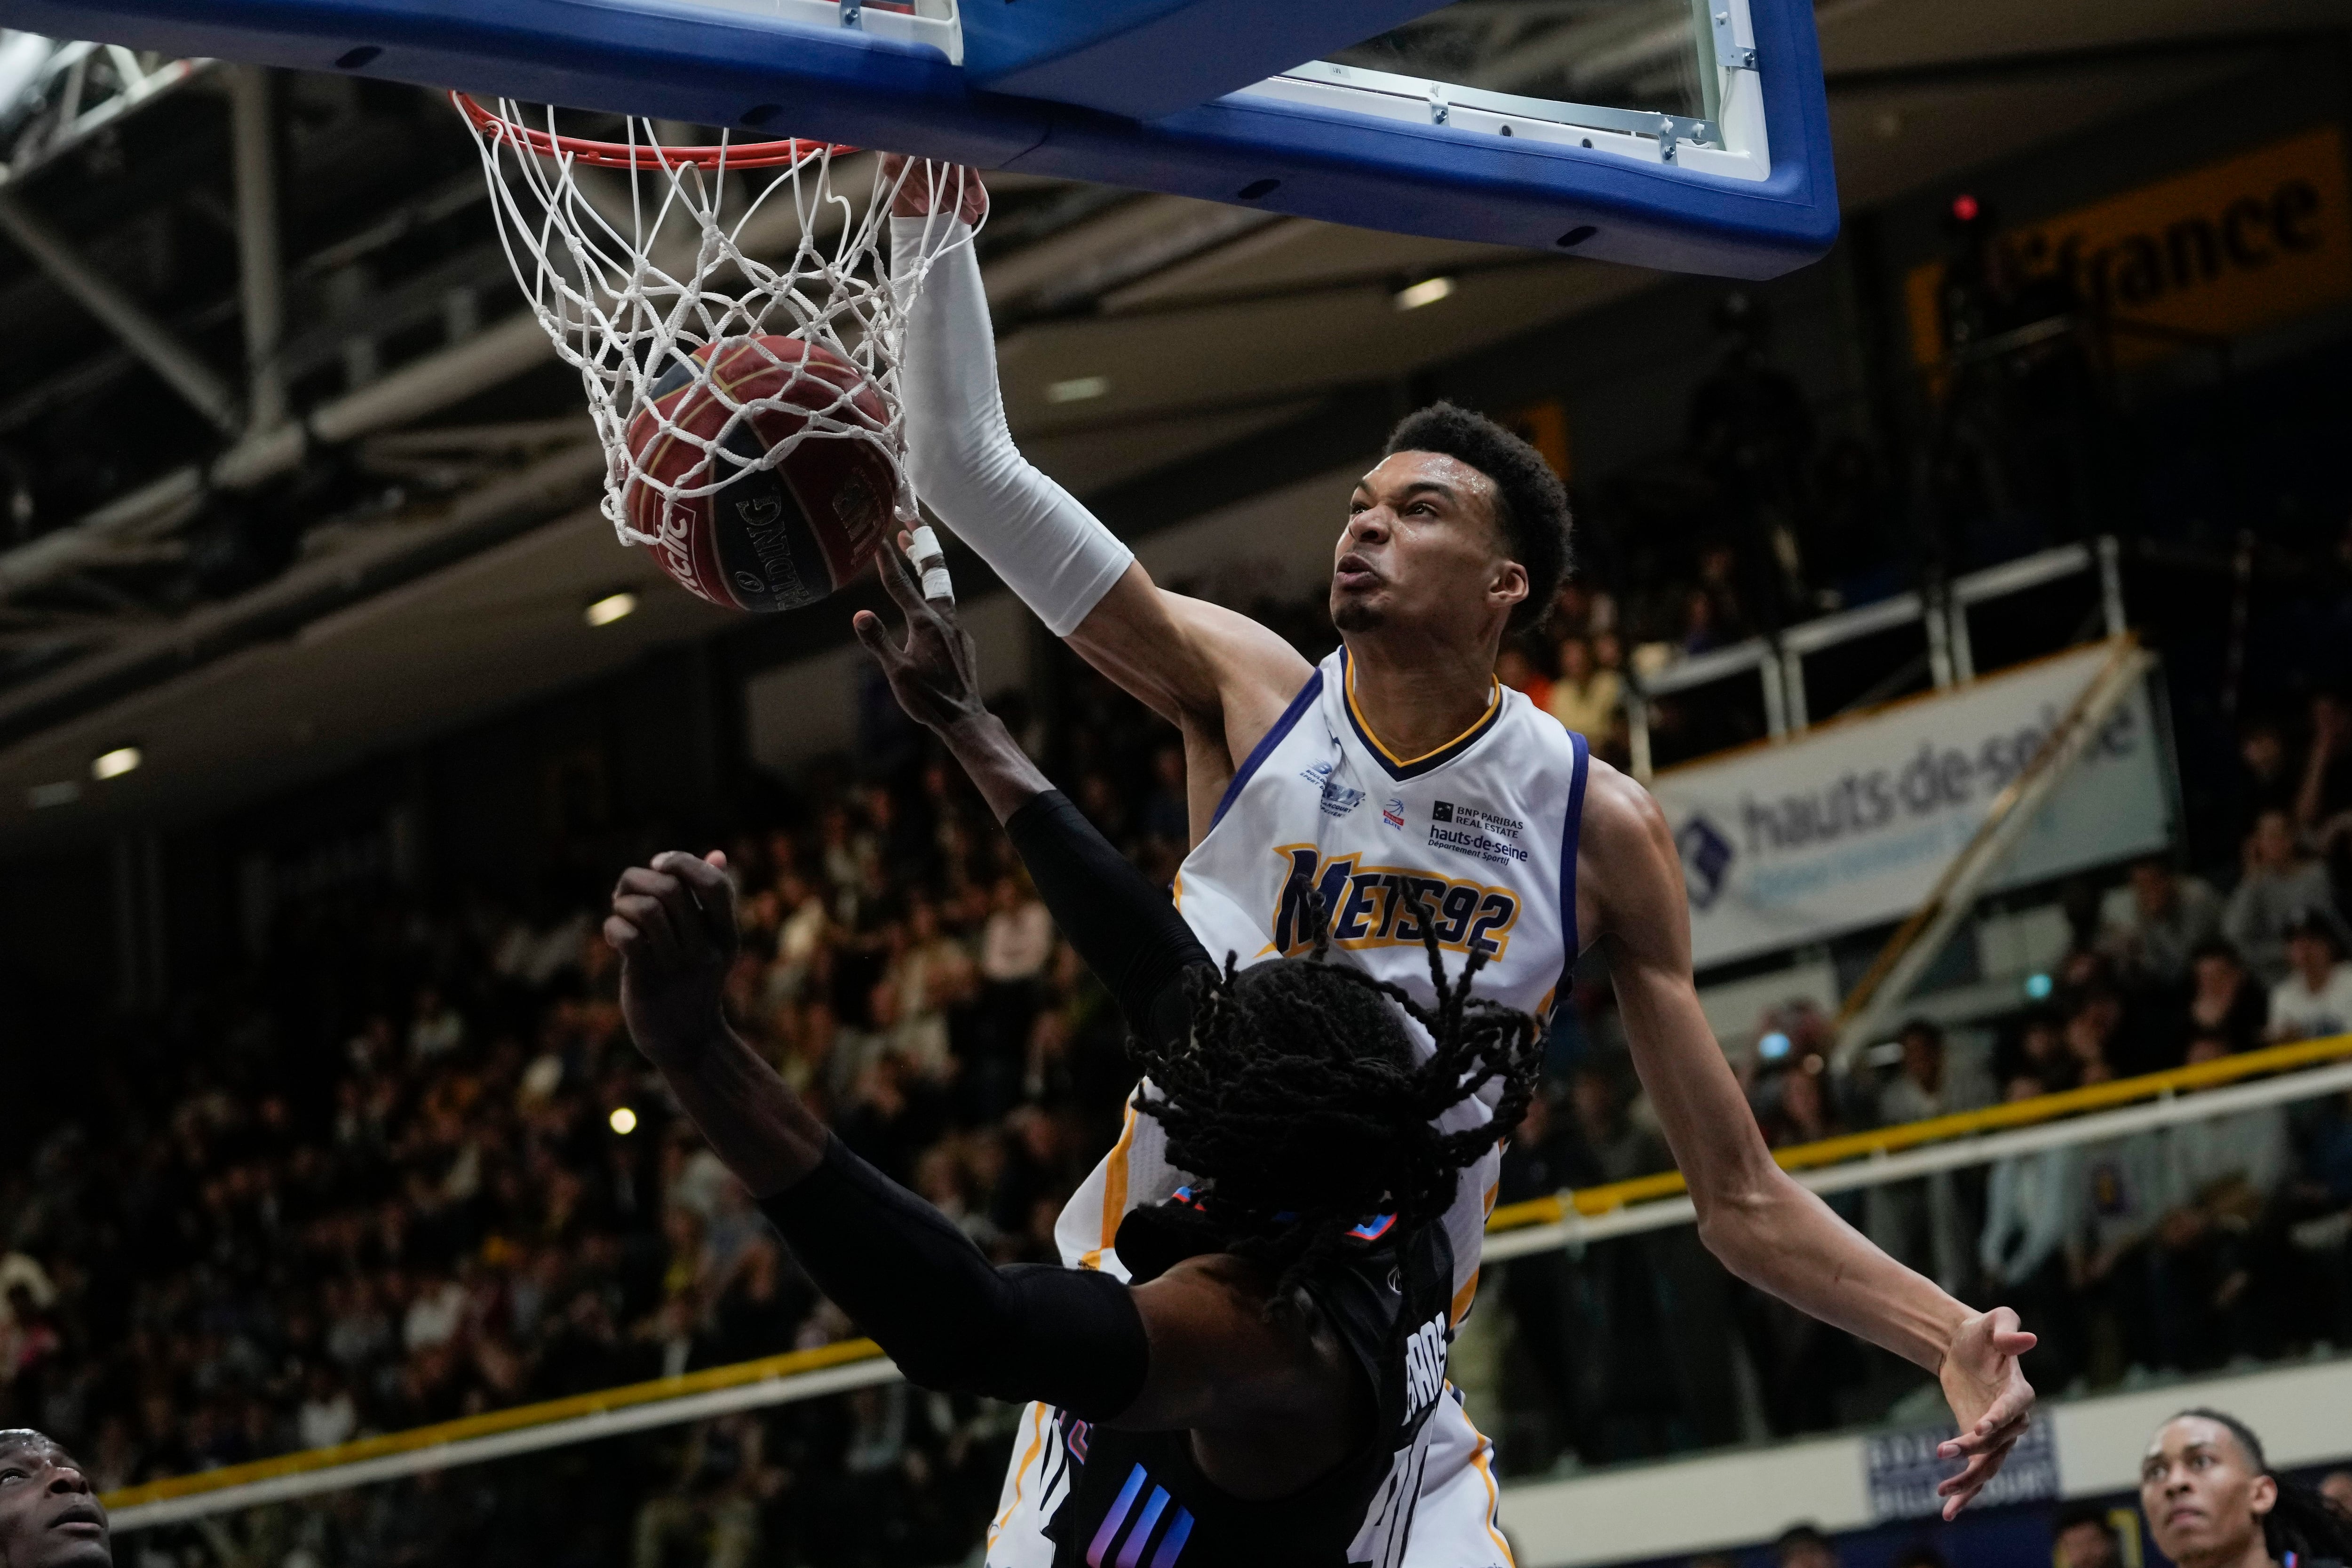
[622,335,896,613]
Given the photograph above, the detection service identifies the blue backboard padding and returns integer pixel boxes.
[960,0,1462,122]
[0,0,1837,278]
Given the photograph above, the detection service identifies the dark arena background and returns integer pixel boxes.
[2,4,2352,1567]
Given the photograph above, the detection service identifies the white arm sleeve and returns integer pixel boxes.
[890,216,1135,638]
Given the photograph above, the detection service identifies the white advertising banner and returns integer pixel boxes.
[1658,642,2172,971]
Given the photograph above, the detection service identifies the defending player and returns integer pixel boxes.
[0,1429,112,1568]
[886,166,2038,1562]
[606,537,1547,1565]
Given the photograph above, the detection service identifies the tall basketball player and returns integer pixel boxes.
[886,166,2037,1564]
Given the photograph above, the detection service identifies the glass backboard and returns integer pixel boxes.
[0,0,1835,277]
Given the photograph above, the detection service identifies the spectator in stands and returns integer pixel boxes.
[1771,1522,1841,1568]
[2226,716,2298,857]
[1571,1062,1669,1183]
[1497,643,1553,712]
[2225,809,2336,984]
[769,872,829,1005]
[1980,1071,2079,1389]
[1889,1547,1947,1568]
[2148,1034,2289,1366]
[1763,1056,1845,1151]
[2052,1503,2122,1568]
[630,1412,778,1568]
[2071,1124,2166,1378]
[1679,586,1726,655]
[1136,742,1188,846]
[1494,1085,1595,1470]
[2295,690,2352,836]
[2320,1469,2352,1517]
[1552,580,1618,639]
[1549,634,1624,741]
[2266,908,2352,1042]
[879,896,974,1082]
[2064,988,2127,1082]
[2101,856,2224,990]
[2186,940,2270,1058]
[1999,1007,2072,1091]
[1868,1020,1974,1292]
[971,873,1052,1123]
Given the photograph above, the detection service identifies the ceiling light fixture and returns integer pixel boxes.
[585,590,638,627]
[1393,276,1456,311]
[1046,375,1110,404]
[609,1106,639,1135]
[92,746,142,780]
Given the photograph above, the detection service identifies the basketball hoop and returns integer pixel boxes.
[455,94,980,557]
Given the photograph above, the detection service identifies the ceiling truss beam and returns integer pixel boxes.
[0,189,243,434]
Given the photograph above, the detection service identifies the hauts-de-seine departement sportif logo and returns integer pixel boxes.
[1677,814,1734,910]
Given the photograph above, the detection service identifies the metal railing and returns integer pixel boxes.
[1483,1030,2352,1250]
[1625,537,2127,779]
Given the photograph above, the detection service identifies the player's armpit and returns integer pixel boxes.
[1067,562,1315,766]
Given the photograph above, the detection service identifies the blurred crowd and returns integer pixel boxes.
[0,655,1199,1566]
[1482,727,2352,1475]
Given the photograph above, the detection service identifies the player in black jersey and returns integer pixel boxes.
[603,541,1545,1568]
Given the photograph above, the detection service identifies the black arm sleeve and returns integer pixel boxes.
[760,1137,1147,1420]
[1005,789,1212,1051]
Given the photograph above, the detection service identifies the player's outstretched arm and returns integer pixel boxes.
[608,836,1364,1492]
[855,534,1210,1041]
[1578,761,2036,1519]
[883,161,1311,819]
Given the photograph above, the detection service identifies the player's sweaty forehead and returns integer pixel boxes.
[1352,452,1501,521]
[2144,1418,2234,1474]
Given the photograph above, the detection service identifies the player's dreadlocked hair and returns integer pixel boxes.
[1125,889,1546,1307]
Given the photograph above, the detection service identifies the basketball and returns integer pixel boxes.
[622,335,897,613]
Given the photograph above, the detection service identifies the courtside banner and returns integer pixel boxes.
[1660,643,2171,971]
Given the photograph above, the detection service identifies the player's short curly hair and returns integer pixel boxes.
[1385,401,1573,632]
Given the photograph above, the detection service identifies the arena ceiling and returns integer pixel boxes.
[0,0,2334,855]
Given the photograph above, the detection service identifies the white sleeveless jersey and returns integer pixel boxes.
[987,648,1587,1568]
[1055,645,1591,1311]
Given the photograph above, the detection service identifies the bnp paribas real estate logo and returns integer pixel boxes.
[1676,814,1734,910]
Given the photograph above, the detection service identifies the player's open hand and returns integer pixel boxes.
[880,155,987,225]
[606,850,739,1068]
[1933,1305,2037,1519]
[853,531,990,736]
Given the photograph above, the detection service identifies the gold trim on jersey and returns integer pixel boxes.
[1463,1409,1517,1566]
[1080,1097,1141,1271]
[1342,648,1503,776]
[987,1403,1052,1552]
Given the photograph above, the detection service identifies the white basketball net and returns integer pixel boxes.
[458,96,980,549]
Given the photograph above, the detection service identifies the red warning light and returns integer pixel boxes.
[1951,193,1980,223]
